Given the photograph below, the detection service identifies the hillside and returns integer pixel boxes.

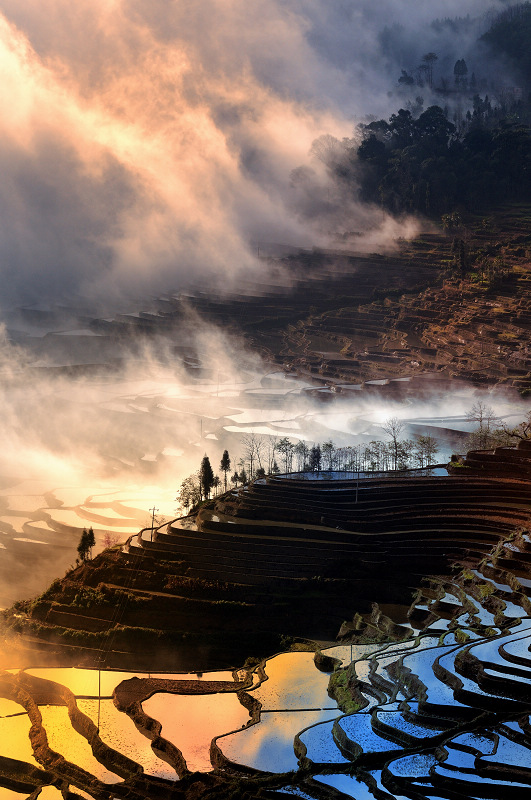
[72,205,531,399]
[4,461,531,671]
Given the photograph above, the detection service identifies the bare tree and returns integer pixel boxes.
[499,410,531,443]
[382,417,405,469]
[414,434,439,468]
[321,440,336,470]
[466,401,498,450]
[277,437,295,473]
[176,472,201,512]
[241,432,265,478]
[265,435,278,474]
[294,440,309,472]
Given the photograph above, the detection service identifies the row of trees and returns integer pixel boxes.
[175,402,531,513]
[176,423,441,512]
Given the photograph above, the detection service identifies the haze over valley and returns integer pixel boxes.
[2,2,531,799]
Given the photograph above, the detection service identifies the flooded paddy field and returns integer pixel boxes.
[1,317,524,610]
[0,312,530,798]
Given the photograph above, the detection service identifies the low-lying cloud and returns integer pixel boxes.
[0,0,518,312]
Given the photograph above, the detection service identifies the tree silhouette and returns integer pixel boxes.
[86,527,95,559]
[77,529,90,562]
[200,455,215,499]
[383,417,405,470]
[454,58,468,89]
[422,52,438,88]
[220,449,231,491]
[177,472,201,511]
[308,444,322,472]
[277,437,295,473]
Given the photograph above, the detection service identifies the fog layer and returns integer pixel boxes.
[0,0,517,309]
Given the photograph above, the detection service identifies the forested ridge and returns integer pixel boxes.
[357,108,531,216]
[319,4,531,219]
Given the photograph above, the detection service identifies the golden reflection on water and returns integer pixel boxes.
[0,697,26,716]
[39,706,121,784]
[25,667,238,696]
[30,787,64,800]
[251,652,334,710]
[25,667,142,697]
[143,692,250,772]
[78,699,174,779]
[0,713,37,764]
[0,788,42,800]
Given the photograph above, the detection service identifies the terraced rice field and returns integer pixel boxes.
[1,526,531,798]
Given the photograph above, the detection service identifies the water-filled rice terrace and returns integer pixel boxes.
[1,525,531,798]
[2,468,531,797]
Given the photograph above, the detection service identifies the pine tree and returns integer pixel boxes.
[220,449,231,491]
[77,529,90,562]
[200,454,215,499]
[86,527,96,559]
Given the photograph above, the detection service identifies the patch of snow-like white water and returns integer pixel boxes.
[224,424,307,438]
[501,632,531,663]
[12,537,48,544]
[466,627,531,665]
[322,642,387,663]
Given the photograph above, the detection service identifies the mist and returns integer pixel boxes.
[0,304,528,609]
[0,0,529,610]
[0,0,520,311]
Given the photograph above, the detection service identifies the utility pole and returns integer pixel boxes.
[150,506,159,541]
[98,667,101,732]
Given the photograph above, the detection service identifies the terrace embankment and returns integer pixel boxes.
[457,437,531,477]
[3,470,530,670]
[71,205,531,398]
[325,525,531,800]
